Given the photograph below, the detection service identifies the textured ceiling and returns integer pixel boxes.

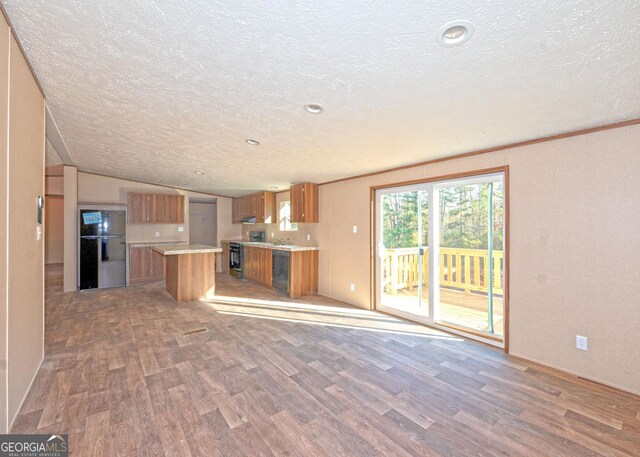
[5,1,640,196]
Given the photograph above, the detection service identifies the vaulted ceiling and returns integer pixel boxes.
[5,1,640,196]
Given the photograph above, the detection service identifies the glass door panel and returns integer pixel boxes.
[377,188,430,319]
[436,179,504,336]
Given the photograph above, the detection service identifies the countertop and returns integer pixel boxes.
[152,244,222,255]
[128,241,188,247]
[220,240,319,252]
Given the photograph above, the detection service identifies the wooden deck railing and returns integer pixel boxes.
[382,247,504,295]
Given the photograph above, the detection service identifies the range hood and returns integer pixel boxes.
[240,216,256,224]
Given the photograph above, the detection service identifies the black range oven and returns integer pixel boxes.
[229,242,244,278]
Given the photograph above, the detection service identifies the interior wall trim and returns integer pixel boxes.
[323,117,640,186]
[77,170,233,200]
[46,106,74,165]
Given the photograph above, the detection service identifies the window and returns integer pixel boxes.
[279,201,298,231]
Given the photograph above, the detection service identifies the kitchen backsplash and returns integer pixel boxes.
[244,222,318,246]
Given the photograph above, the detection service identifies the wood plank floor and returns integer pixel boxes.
[12,265,640,456]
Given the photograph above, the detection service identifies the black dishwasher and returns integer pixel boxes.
[272,250,290,294]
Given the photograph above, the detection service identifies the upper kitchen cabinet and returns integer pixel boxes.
[232,191,275,224]
[290,183,318,223]
[127,192,184,224]
[127,193,150,223]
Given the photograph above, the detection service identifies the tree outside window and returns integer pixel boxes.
[279,201,298,231]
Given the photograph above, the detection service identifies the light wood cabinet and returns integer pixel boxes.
[127,192,185,224]
[166,194,184,223]
[223,244,318,298]
[290,183,318,223]
[289,250,318,298]
[232,191,276,224]
[130,246,165,282]
[244,246,272,286]
[127,193,151,223]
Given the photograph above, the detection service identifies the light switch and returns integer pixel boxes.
[307,234,311,241]
[36,226,42,240]
[178,226,184,232]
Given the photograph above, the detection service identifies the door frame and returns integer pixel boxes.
[370,166,510,351]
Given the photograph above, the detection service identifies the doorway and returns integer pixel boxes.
[189,200,217,246]
[375,169,507,345]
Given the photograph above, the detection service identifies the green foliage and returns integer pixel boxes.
[382,182,504,250]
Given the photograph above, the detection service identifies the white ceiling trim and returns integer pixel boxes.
[45,105,74,165]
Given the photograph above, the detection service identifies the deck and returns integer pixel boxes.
[381,246,504,337]
[381,288,504,336]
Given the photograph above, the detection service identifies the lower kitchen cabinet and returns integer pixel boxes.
[244,246,272,286]
[289,250,318,298]
[130,246,166,282]
[226,245,318,298]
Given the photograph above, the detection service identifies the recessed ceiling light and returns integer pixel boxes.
[194,171,205,175]
[437,20,474,47]
[245,139,260,145]
[304,103,324,114]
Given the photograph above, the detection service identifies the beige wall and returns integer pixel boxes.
[63,166,77,292]
[313,124,640,394]
[44,196,64,264]
[45,175,63,195]
[7,33,45,427]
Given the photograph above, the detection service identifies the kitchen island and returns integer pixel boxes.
[152,244,222,301]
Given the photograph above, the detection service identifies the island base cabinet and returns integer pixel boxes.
[165,252,216,301]
[130,246,165,282]
[289,250,318,298]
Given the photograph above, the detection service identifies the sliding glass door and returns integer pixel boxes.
[376,186,431,321]
[375,172,505,341]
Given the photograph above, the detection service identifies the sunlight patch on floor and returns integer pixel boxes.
[203,296,462,340]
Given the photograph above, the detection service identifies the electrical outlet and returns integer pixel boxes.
[576,335,588,351]
[177,226,184,232]
[350,284,355,292]
[307,234,311,241]
[352,225,358,233]
[155,231,160,237]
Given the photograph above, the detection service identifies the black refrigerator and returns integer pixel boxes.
[79,209,127,290]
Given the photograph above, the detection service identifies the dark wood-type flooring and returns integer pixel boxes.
[11,265,640,456]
